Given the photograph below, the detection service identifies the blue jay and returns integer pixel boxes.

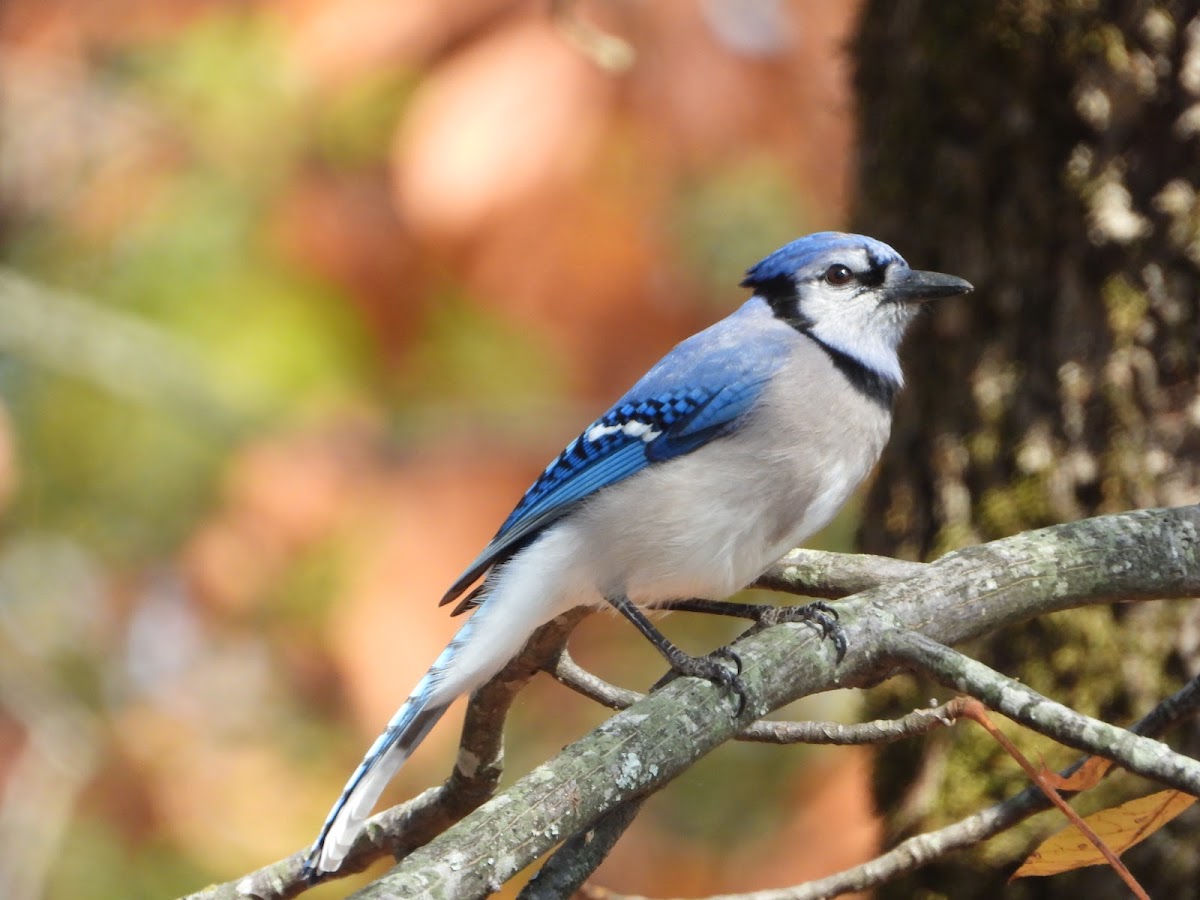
[304,231,972,875]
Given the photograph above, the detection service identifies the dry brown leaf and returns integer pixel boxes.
[1040,755,1114,792]
[1013,790,1197,879]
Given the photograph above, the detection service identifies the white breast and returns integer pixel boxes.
[559,342,893,606]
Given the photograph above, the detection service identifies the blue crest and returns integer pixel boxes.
[741,232,906,288]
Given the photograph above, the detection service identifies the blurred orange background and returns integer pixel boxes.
[0,2,884,897]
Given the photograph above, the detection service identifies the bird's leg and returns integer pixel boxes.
[605,593,748,715]
[654,597,847,662]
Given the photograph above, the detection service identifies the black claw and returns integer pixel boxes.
[811,600,839,621]
[729,679,748,716]
[711,646,743,675]
[778,601,848,663]
[830,629,848,663]
[665,650,748,716]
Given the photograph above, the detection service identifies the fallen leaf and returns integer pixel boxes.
[1013,790,1197,879]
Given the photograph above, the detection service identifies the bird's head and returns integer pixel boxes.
[742,232,973,386]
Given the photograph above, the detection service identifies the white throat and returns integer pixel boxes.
[808,318,906,387]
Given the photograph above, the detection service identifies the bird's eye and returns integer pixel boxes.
[823,264,855,286]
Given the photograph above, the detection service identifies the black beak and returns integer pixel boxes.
[887,267,974,304]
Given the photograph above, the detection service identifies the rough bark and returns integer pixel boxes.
[350,509,1198,899]
[180,509,1200,900]
[853,2,1200,896]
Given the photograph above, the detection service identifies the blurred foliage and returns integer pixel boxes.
[395,291,564,425]
[671,159,811,304]
[0,2,866,898]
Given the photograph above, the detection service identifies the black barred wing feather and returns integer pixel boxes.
[438,382,763,609]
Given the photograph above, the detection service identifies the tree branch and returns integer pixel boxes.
[552,650,643,710]
[341,507,1200,899]
[752,548,926,598]
[518,797,648,900]
[187,543,939,900]
[739,699,968,746]
[554,648,971,746]
[620,671,1200,900]
[884,631,1200,794]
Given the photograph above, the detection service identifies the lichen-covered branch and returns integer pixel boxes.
[885,632,1200,794]
[555,648,971,746]
[752,548,926,598]
[517,797,648,900]
[740,699,968,746]
[343,507,1200,899]
[593,672,1200,900]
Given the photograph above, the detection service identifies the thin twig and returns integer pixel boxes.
[957,699,1149,899]
[886,632,1200,795]
[552,650,643,710]
[553,651,970,746]
[739,699,969,745]
[596,672,1200,900]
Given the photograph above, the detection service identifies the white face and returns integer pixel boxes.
[793,248,919,385]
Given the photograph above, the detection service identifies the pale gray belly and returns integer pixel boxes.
[567,407,888,603]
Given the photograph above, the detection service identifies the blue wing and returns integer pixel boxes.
[439,297,793,610]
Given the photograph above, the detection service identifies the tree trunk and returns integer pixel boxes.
[853,1,1200,896]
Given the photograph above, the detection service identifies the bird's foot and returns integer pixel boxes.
[657,646,748,716]
[759,601,847,662]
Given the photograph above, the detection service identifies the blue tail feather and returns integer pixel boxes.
[303,690,449,877]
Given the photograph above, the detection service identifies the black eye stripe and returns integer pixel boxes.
[857,263,887,287]
[819,261,890,288]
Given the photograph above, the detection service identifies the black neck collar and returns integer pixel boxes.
[751,281,898,409]
[803,333,898,410]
